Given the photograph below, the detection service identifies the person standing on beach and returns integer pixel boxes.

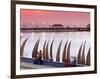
[38,50,43,65]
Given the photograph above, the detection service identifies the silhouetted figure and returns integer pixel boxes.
[38,50,43,65]
[34,50,43,65]
[72,57,76,66]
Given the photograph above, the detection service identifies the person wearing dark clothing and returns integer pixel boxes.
[38,50,43,65]
[34,50,43,65]
[72,57,76,66]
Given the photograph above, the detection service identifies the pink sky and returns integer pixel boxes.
[20,9,90,28]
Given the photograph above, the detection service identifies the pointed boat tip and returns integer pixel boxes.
[39,38,40,40]
[25,37,29,41]
[60,40,62,43]
[65,40,68,43]
[53,39,55,42]
[89,47,91,50]
[81,42,84,45]
[69,40,72,42]
[20,36,24,39]
[69,40,72,43]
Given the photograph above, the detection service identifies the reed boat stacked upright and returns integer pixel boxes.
[20,38,90,67]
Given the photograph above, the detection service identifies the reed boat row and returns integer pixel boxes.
[20,37,90,67]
